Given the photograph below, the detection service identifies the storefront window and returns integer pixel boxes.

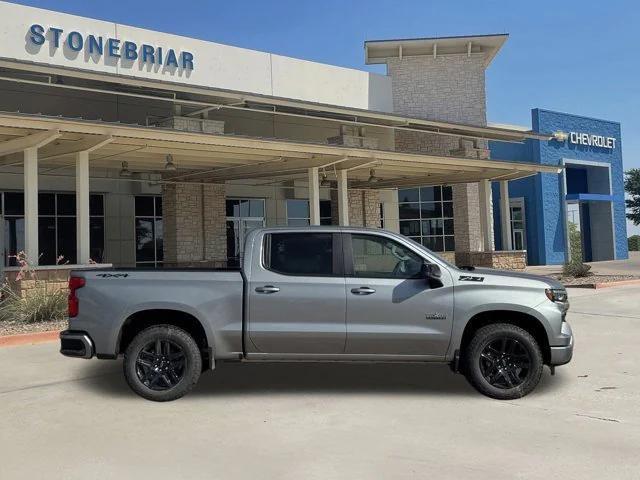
[1,192,105,266]
[135,196,163,267]
[286,199,332,226]
[398,186,455,252]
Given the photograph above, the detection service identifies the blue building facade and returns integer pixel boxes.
[490,109,627,265]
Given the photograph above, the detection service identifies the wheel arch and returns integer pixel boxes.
[117,308,214,370]
[458,310,551,365]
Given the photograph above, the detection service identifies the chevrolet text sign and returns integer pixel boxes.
[569,132,616,149]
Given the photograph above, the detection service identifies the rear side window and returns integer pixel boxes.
[264,233,335,276]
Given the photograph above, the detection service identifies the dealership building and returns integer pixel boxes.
[0,2,628,288]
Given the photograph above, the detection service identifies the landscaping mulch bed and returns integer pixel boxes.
[0,319,68,337]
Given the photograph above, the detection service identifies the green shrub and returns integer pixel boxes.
[0,283,67,323]
[567,222,583,263]
[629,235,640,252]
[562,261,592,278]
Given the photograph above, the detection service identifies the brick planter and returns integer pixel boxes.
[3,264,112,297]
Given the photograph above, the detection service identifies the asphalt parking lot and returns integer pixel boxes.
[1,285,639,480]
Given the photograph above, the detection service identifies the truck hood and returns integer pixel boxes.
[458,267,565,289]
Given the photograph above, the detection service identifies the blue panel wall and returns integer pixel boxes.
[489,108,628,265]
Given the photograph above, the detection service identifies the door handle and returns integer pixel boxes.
[255,285,280,294]
[351,286,376,295]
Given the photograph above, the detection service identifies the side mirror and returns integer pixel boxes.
[423,263,442,280]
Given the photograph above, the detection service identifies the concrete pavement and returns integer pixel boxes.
[526,251,640,276]
[1,286,639,479]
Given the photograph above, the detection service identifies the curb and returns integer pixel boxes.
[565,279,640,289]
[0,330,60,347]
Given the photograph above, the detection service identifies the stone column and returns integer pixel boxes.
[163,182,227,266]
[346,190,380,228]
[385,53,490,263]
[162,183,204,265]
[203,184,227,264]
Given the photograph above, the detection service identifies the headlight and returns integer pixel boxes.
[545,288,568,303]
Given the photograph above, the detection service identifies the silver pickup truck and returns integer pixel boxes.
[60,226,573,402]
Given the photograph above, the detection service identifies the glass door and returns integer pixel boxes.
[225,199,265,267]
[509,200,527,251]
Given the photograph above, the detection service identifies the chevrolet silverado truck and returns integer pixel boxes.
[60,226,573,402]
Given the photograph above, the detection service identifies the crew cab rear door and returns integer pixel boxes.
[343,232,454,357]
[246,231,346,354]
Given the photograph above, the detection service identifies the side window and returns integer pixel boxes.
[350,234,424,279]
[265,233,334,276]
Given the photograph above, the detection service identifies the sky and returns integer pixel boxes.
[8,0,640,235]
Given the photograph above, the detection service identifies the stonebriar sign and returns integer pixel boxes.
[28,24,195,70]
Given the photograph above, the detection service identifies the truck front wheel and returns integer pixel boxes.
[464,323,543,400]
[123,325,202,401]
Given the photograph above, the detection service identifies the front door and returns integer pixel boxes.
[344,233,454,357]
[247,231,347,354]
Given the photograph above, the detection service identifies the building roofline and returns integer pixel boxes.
[365,33,509,67]
[533,108,621,128]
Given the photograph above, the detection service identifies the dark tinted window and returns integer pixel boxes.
[266,233,333,276]
[57,194,76,215]
[135,196,155,217]
[90,195,104,216]
[4,192,24,216]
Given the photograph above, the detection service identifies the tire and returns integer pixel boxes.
[464,323,543,400]
[123,325,202,402]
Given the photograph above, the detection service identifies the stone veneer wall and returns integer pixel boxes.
[456,251,527,271]
[4,268,70,297]
[331,190,381,227]
[163,183,227,266]
[386,54,488,255]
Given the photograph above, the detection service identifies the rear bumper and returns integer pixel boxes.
[60,330,94,359]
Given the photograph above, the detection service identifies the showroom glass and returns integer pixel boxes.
[350,234,424,279]
[286,199,333,226]
[226,198,265,267]
[135,196,163,267]
[265,232,334,276]
[1,192,104,266]
[398,186,454,252]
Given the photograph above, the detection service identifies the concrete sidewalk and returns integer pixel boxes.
[1,285,639,479]
[526,251,640,276]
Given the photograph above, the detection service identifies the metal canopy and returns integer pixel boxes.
[0,59,550,143]
[0,112,561,188]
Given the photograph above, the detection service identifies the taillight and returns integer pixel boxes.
[68,276,86,318]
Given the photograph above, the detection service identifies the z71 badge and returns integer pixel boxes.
[96,273,129,278]
[459,275,484,282]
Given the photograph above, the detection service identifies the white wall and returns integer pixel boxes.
[0,1,393,112]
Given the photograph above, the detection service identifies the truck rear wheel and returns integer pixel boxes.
[464,323,543,400]
[123,325,202,401]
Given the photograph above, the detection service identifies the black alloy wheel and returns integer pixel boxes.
[124,325,202,401]
[478,336,532,389]
[135,338,187,391]
[464,323,543,400]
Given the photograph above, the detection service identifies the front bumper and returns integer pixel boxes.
[60,330,94,359]
[549,321,574,366]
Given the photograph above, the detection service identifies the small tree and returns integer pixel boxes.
[567,221,583,263]
[625,169,640,226]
